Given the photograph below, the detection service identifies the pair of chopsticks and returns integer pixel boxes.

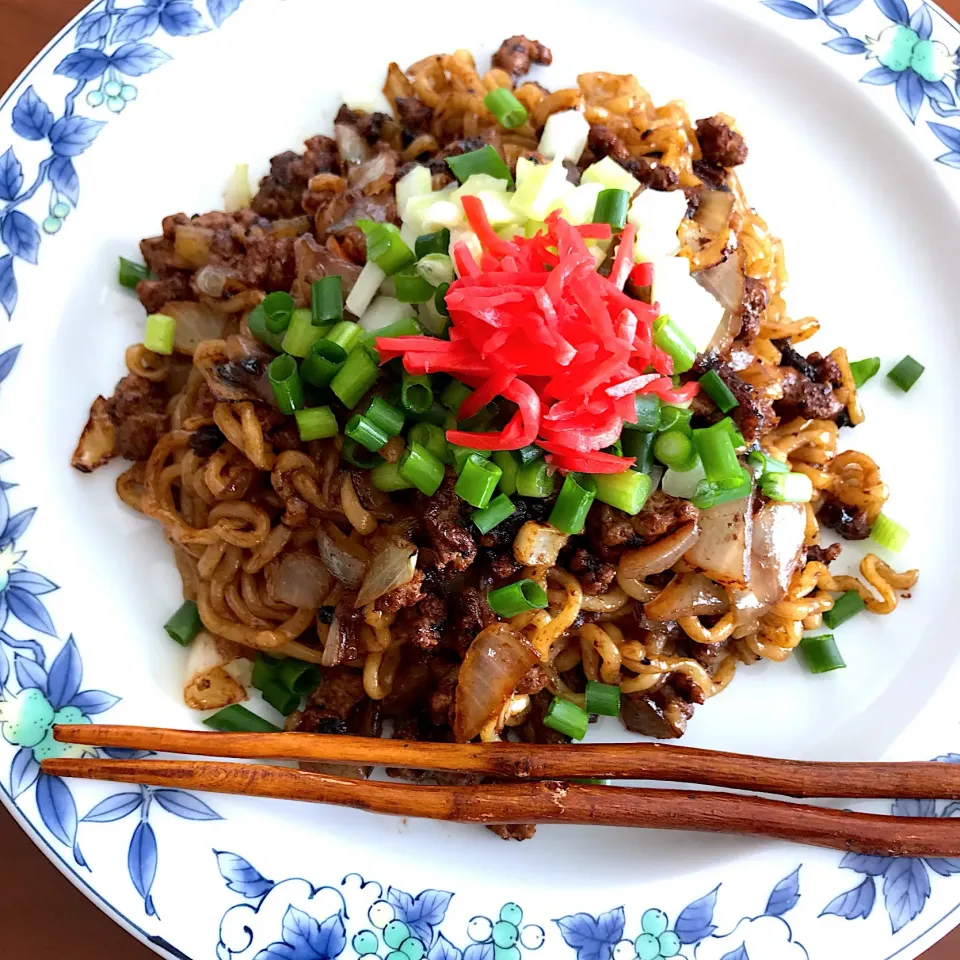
[44,724,960,856]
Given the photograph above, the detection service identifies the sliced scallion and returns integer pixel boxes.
[799,634,846,674]
[311,276,343,325]
[294,406,338,441]
[849,356,880,389]
[144,313,175,356]
[446,145,514,186]
[699,369,739,413]
[593,470,651,516]
[549,473,597,535]
[471,493,516,535]
[887,355,924,392]
[542,696,589,741]
[456,454,502,509]
[164,600,202,647]
[585,680,620,717]
[268,354,304,414]
[822,590,865,630]
[870,513,909,553]
[484,87,529,129]
[203,704,280,733]
[487,579,548,618]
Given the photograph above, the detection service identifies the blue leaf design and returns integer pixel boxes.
[719,947,749,960]
[675,886,718,944]
[215,850,275,899]
[281,906,346,960]
[883,858,930,933]
[389,887,453,940]
[8,571,57,596]
[81,791,144,823]
[161,2,210,35]
[153,788,222,820]
[49,116,105,157]
[36,772,78,847]
[0,487,7,533]
[909,3,933,39]
[46,635,82,710]
[765,867,801,916]
[824,0,864,12]
[0,255,16,318]
[255,944,297,960]
[875,0,909,24]
[0,647,8,690]
[841,852,893,876]
[554,907,624,960]
[69,689,120,714]
[8,586,56,635]
[1,212,41,265]
[429,935,463,960]
[49,157,79,205]
[54,49,111,81]
[463,945,495,960]
[0,345,20,384]
[2,632,44,665]
[11,87,54,140]
[111,42,172,76]
[936,754,960,763]
[14,655,48,693]
[76,10,112,44]
[897,70,925,123]
[893,798,937,818]
[921,79,954,106]
[824,36,868,53]
[10,746,39,798]
[1,507,35,545]
[761,0,818,18]
[128,820,159,913]
[388,887,415,919]
[207,0,244,27]
[861,65,899,85]
[0,148,24,202]
[821,876,876,919]
[924,857,960,877]
[102,746,152,759]
[928,122,960,151]
[113,7,161,42]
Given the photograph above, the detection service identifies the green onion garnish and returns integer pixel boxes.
[549,473,597,535]
[822,590,865,630]
[416,253,455,288]
[699,369,739,413]
[294,406,338,441]
[492,451,519,495]
[203,704,281,733]
[370,460,415,492]
[692,421,739,483]
[516,458,555,498]
[452,444,491,474]
[301,339,347,388]
[653,315,697,374]
[410,400,450,427]
[759,471,813,503]
[487,578,548,618]
[330,347,379,409]
[365,397,405,437]
[251,654,276,692]
[517,444,545,463]
[268,354,304,414]
[408,421,448,463]
[247,302,285,351]
[849,356,880,389]
[262,291,295,334]
[435,282,451,317]
[623,394,661,432]
[398,440,445,495]
[144,313,175,356]
[472,493,516,535]
[542,696,589,741]
[164,600,202,647]
[690,467,752,510]
[341,437,382,469]
[358,220,417,276]
[275,658,320,695]
[441,380,472,413]
[593,189,630,231]
[456,454,503,509]
[446,145,514,186]
[870,513,909,553]
[593,470,652,516]
[325,320,364,354]
[484,87,529,129]
[799,634,846,674]
[118,256,150,289]
[654,430,699,472]
[346,414,388,453]
[887,355,924,392]
[621,430,657,474]
[260,679,301,716]
[416,230,452,259]
[400,370,433,414]
[282,308,324,358]
[394,265,436,304]
[747,450,790,478]
[585,680,620,717]
[658,405,693,435]
[311,276,343,326]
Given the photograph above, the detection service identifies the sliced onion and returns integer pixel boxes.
[163,301,229,355]
[729,587,769,631]
[359,296,416,333]
[183,631,247,710]
[348,150,395,195]
[317,522,368,588]
[513,522,568,566]
[71,396,115,473]
[453,623,539,742]
[346,260,387,317]
[294,234,363,303]
[693,187,734,237]
[684,490,754,588]
[619,520,700,581]
[616,568,660,602]
[335,123,371,166]
[750,501,807,605]
[266,553,331,609]
[195,264,236,298]
[174,224,213,268]
[694,255,745,355]
[223,163,252,212]
[644,573,729,621]
[356,539,417,608]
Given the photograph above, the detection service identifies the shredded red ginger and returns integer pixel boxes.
[376,196,698,474]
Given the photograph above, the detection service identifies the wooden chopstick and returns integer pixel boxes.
[54,724,960,800]
[41,755,960,857]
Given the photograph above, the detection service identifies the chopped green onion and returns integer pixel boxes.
[408,421,448,463]
[487,578,548,618]
[822,590,865,630]
[203,704,281,733]
[251,654,277,692]
[282,308,324,357]
[472,493,516,535]
[718,417,746,450]
[484,87,529,129]
[400,370,433,414]
[456,454,503,509]
[263,291,295,334]
[358,220,416,275]
[311,276,343,325]
[870,513,909,553]
[605,438,623,458]
[371,460,415,492]
[275,658,321,695]
[517,458,555,498]
[441,379,473,414]
[435,282,451,317]
[398,440,445,495]
[365,397,405,437]
[301,340,347,388]
[593,470,652,516]
[372,315,424,342]
[415,230,452,259]
[543,696,589,741]
[452,444,492,474]
[394,265,436,303]
[593,188,630,231]
[549,473,597,534]
[341,437,382,469]
[346,414,388,453]
[492,451,519,495]
[621,430,657,474]
[325,320,364,354]
[692,421,740,484]
[410,400,450,427]
[294,406,338,441]
[759,471,813,503]
[118,256,150,289]
[517,444,545,463]
[659,405,694,436]
[699,369,739,413]
[654,430,698,472]
[416,254,455,288]
[799,634,846,674]
[446,145,514,186]
[268,354,304,414]
[585,680,620,717]
[691,466,752,510]
[259,678,300,716]
[247,301,285,351]
[653,315,697,374]
[849,356,880,389]
[164,600,202,647]
[330,347,379,409]
[144,313,175,355]
[747,450,790,478]
[887,355,925,392]
[458,402,498,433]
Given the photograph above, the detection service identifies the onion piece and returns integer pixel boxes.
[356,539,417,608]
[335,123,371,166]
[163,300,229,355]
[194,264,238,299]
[750,501,807,605]
[694,255,745,354]
[183,631,247,710]
[644,573,729,622]
[223,163,252,212]
[454,623,539,742]
[317,522,369,588]
[619,520,700,581]
[266,553,331,609]
[349,150,395,196]
[693,187,734,237]
[359,296,416,333]
[513,522,568,566]
[71,396,116,473]
[684,490,754,589]
[346,260,387,317]
[538,110,590,164]
[174,224,213,268]
[321,594,363,667]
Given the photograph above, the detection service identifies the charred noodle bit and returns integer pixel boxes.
[73,36,920,812]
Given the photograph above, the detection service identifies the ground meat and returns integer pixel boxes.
[306,667,366,719]
[567,546,617,595]
[252,136,338,219]
[692,159,728,190]
[491,35,552,79]
[488,551,522,581]
[807,351,843,387]
[477,496,553,551]
[518,691,571,745]
[334,105,391,145]
[427,661,460,728]
[419,474,478,573]
[426,137,490,176]
[586,503,636,557]
[818,497,871,541]
[621,689,695,739]
[238,234,298,292]
[696,116,748,168]
[806,542,842,565]
[268,421,302,453]
[717,364,777,443]
[376,569,425,614]
[515,664,549,696]
[448,587,497,654]
[136,274,192,314]
[563,160,581,185]
[106,374,169,461]
[394,592,449,649]
[738,277,769,344]
[188,423,224,458]
[779,368,844,422]
[295,708,349,735]
[630,158,681,192]
[632,492,700,542]
[774,340,818,381]
[489,823,538,841]
[396,96,434,134]
[587,494,700,561]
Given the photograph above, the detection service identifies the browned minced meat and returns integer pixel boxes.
[807,351,843,387]
[136,273,192,315]
[518,690,571,745]
[567,546,617,596]
[692,159,728,190]
[622,688,695,739]
[305,667,366,719]
[106,374,169,461]
[718,364,778,443]
[489,823,538,841]
[394,592,448,649]
[447,586,498,655]
[516,664,549,695]
[252,135,338,219]
[778,368,844,422]
[818,496,871,541]
[587,494,699,560]
[586,125,679,191]
[334,104,392,145]
[376,569,426,614]
[188,423,225,458]
[738,277,769,344]
[696,116,748,168]
[427,661,460,728]
[487,551,523,581]
[491,35,553,79]
[806,542,842,565]
[418,474,478,574]
[395,96,434,134]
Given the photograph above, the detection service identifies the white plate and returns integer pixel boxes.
[3,1,960,957]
